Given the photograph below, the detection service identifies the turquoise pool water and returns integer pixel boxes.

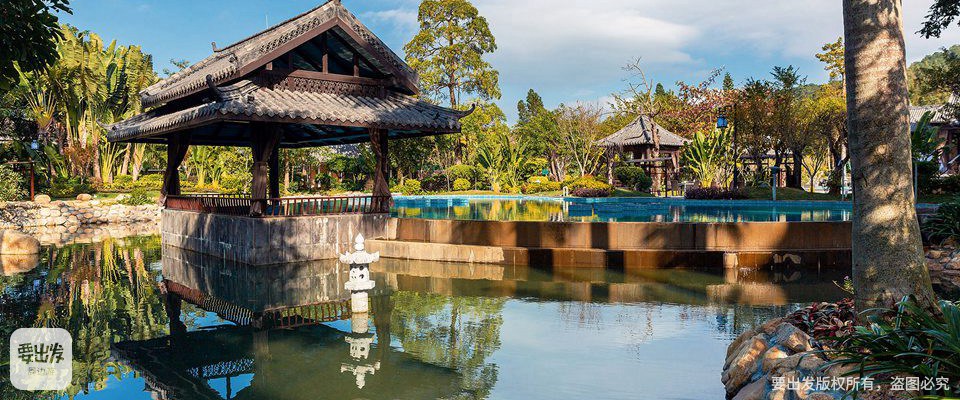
[392,196,854,222]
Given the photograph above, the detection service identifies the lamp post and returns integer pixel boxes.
[717,105,740,188]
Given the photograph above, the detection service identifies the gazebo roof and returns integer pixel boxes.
[139,0,417,108]
[107,0,467,147]
[596,115,688,148]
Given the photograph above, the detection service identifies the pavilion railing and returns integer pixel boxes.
[164,194,391,217]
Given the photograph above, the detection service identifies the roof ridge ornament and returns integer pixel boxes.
[211,42,221,52]
[205,75,226,102]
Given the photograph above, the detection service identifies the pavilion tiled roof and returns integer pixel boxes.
[139,0,417,108]
[107,80,467,143]
[596,115,689,148]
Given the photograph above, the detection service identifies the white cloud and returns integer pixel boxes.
[364,0,960,118]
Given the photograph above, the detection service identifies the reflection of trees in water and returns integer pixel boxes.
[391,291,505,399]
[0,236,168,399]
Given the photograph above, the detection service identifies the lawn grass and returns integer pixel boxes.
[610,188,655,198]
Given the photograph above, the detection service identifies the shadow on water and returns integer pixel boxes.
[0,234,850,400]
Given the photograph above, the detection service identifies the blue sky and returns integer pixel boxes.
[60,0,960,121]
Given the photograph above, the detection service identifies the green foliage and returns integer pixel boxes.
[118,188,152,205]
[931,175,960,194]
[391,179,423,195]
[826,297,960,398]
[452,178,471,191]
[564,175,612,193]
[571,187,610,198]
[921,1,960,38]
[420,175,447,192]
[447,164,479,183]
[0,164,26,201]
[0,0,71,89]
[522,176,561,194]
[681,129,733,187]
[613,166,652,192]
[786,298,856,339]
[815,37,845,83]
[909,44,960,106]
[918,161,942,197]
[132,173,163,190]
[49,176,93,198]
[403,0,500,106]
[100,173,133,191]
[913,111,945,162]
[923,196,960,244]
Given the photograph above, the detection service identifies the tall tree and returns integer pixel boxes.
[920,0,960,38]
[516,89,563,179]
[0,0,71,89]
[404,0,500,163]
[843,0,936,310]
[722,73,735,91]
[816,37,846,88]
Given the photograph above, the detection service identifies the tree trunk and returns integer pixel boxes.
[119,143,132,176]
[843,0,936,311]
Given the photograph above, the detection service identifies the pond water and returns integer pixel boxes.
[392,196,853,222]
[0,235,848,400]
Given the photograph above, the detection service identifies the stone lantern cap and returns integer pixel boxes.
[339,233,380,265]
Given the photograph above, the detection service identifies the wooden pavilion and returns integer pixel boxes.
[596,115,689,195]
[107,0,469,265]
[107,0,469,217]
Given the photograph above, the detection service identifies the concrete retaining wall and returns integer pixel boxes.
[161,210,392,265]
[389,219,851,251]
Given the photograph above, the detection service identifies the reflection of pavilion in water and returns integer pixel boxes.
[111,246,461,400]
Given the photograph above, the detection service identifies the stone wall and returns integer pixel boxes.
[161,209,393,265]
[0,200,160,229]
[927,244,960,298]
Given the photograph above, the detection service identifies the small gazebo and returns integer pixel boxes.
[107,0,468,217]
[596,115,688,195]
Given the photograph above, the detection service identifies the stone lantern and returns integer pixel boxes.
[340,233,377,314]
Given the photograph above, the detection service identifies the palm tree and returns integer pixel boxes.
[842,0,936,310]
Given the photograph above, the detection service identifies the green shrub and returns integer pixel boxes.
[219,173,249,194]
[923,196,960,244]
[391,179,422,195]
[0,165,25,201]
[917,161,941,196]
[119,188,154,206]
[452,178,471,191]
[49,177,95,199]
[447,164,478,183]
[420,175,447,192]
[133,174,164,190]
[614,166,653,192]
[523,176,561,193]
[102,174,135,191]
[564,175,612,192]
[931,175,960,195]
[826,297,960,398]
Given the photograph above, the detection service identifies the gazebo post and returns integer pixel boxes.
[269,147,281,200]
[250,124,282,216]
[160,133,192,205]
[369,128,390,210]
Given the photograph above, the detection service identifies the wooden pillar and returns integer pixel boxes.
[370,128,390,211]
[250,124,282,216]
[269,147,281,200]
[160,133,191,205]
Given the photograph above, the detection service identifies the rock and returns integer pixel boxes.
[0,230,40,255]
[771,323,814,353]
[761,345,791,373]
[34,194,51,204]
[766,352,826,376]
[723,336,768,393]
[76,193,93,201]
[115,194,128,202]
[1,253,39,275]
[732,377,766,400]
[806,391,841,400]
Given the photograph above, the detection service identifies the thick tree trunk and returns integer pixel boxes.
[843,0,936,311]
[119,143,131,176]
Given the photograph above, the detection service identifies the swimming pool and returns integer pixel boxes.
[392,195,854,222]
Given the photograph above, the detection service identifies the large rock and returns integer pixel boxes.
[771,323,814,353]
[1,230,40,255]
[1,253,39,275]
[76,193,93,201]
[723,336,769,393]
[34,194,51,204]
